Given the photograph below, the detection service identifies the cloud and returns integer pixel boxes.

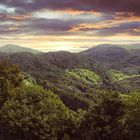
[0,13,30,21]
[94,22,140,36]
[0,14,140,37]
[0,0,140,50]
[69,20,140,36]
[0,17,85,35]
[1,0,140,16]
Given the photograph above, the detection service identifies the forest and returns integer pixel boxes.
[0,53,140,140]
[0,44,140,140]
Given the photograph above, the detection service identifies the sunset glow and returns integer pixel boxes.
[0,0,140,52]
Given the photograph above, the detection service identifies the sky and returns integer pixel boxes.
[0,0,140,52]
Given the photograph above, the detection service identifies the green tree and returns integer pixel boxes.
[0,59,23,107]
[124,92,140,140]
[0,59,22,89]
[80,91,125,140]
[0,85,77,140]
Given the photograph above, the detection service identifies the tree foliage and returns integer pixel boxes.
[0,59,23,107]
[0,85,77,140]
[80,92,126,140]
[124,92,140,140]
[0,60,140,140]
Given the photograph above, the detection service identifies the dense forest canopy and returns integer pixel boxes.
[0,53,139,140]
[0,42,140,140]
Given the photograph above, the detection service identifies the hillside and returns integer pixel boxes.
[0,44,140,139]
[81,44,140,69]
[81,44,132,62]
[0,44,139,97]
[0,44,41,54]
[120,44,140,50]
[0,57,140,140]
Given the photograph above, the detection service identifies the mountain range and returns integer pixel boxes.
[0,43,140,109]
[0,44,140,70]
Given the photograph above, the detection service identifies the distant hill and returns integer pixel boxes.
[81,44,132,62]
[0,44,139,71]
[80,44,140,70]
[1,44,139,72]
[120,44,140,50]
[8,51,95,72]
[38,51,91,69]
[0,43,139,99]
[0,44,41,54]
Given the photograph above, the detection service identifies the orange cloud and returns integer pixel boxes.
[8,15,30,20]
[58,9,102,16]
[69,13,140,33]
[114,12,140,22]
[0,13,30,21]
[133,28,140,32]
[69,23,112,32]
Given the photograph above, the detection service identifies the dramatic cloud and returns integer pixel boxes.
[0,13,30,21]
[0,0,140,51]
[1,0,140,15]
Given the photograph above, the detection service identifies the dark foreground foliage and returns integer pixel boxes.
[0,60,140,140]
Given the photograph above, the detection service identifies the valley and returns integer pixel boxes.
[0,44,140,140]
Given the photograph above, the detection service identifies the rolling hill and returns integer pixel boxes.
[0,44,41,54]
[120,44,140,50]
[0,43,139,96]
[81,44,132,62]
[81,44,140,69]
